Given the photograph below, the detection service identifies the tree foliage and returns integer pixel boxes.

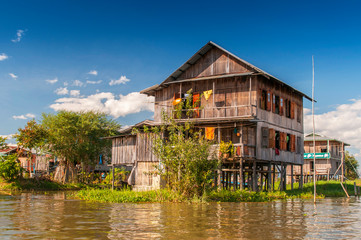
[141,90,219,197]
[345,151,359,180]
[41,111,120,167]
[0,136,7,150]
[15,119,47,154]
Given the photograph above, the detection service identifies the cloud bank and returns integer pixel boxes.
[304,99,361,156]
[50,92,154,118]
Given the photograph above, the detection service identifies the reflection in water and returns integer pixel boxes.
[1,193,361,239]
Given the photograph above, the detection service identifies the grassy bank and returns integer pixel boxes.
[0,178,85,192]
[74,180,359,203]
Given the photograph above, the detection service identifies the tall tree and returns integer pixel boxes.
[16,119,47,154]
[41,111,120,182]
[0,136,6,150]
[345,151,359,180]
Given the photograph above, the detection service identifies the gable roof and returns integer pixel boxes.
[304,133,350,146]
[141,41,312,101]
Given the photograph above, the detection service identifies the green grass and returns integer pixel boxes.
[0,177,85,192]
[74,188,186,203]
[74,180,360,203]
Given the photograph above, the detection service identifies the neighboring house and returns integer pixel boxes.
[109,42,311,191]
[300,133,349,181]
[0,145,18,156]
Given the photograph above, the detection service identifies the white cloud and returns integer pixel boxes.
[12,115,27,120]
[46,78,58,84]
[88,70,98,76]
[55,87,69,95]
[72,80,84,87]
[109,76,130,86]
[12,113,35,120]
[26,113,36,118]
[0,53,8,61]
[70,90,80,97]
[9,73,18,79]
[11,29,25,43]
[50,92,154,118]
[86,80,102,84]
[64,82,68,86]
[304,99,361,156]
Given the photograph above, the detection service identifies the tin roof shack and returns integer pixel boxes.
[299,133,349,182]
[111,42,311,191]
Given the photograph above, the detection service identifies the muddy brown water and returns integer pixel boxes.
[0,192,360,239]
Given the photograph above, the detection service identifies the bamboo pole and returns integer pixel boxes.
[312,55,316,204]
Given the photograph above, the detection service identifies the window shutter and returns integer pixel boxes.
[272,94,276,113]
[267,91,272,111]
[244,145,249,155]
[268,128,275,149]
[290,102,295,119]
[258,89,262,108]
[279,132,285,151]
[291,135,296,152]
[280,98,284,116]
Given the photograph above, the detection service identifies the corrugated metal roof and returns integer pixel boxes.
[304,133,350,146]
[103,119,158,139]
[141,41,312,101]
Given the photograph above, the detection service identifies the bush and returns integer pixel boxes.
[0,154,22,181]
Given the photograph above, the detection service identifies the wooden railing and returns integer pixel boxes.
[210,143,256,159]
[172,105,257,120]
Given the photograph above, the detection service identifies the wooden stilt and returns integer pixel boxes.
[300,164,303,189]
[272,163,276,191]
[291,164,294,190]
[283,164,287,190]
[268,162,272,191]
[252,161,257,191]
[239,159,244,190]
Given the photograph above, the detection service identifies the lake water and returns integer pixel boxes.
[0,192,360,239]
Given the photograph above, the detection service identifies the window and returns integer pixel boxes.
[285,99,291,118]
[297,104,301,123]
[275,95,280,114]
[296,136,302,154]
[321,148,327,153]
[275,131,280,149]
[286,134,291,151]
[261,127,269,148]
[310,161,314,172]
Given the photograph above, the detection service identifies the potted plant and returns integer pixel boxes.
[219,141,234,159]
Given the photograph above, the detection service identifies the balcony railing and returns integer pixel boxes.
[172,105,257,120]
[210,143,256,160]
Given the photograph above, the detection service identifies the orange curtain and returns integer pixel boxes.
[205,127,215,140]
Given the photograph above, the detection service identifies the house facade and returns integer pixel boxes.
[110,42,311,191]
[301,133,349,181]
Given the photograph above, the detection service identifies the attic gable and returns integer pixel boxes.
[175,46,254,80]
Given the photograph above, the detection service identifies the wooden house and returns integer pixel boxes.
[296,133,349,182]
[109,42,311,191]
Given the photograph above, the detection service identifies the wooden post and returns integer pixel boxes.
[300,164,303,189]
[260,168,264,191]
[354,182,357,196]
[341,142,345,183]
[272,163,276,191]
[291,164,294,190]
[239,159,244,190]
[268,162,272,191]
[112,164,115,191]
[253,161,257,191]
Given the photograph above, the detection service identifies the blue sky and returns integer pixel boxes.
[2,0,361,158]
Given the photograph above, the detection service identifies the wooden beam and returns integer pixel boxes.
[240,159,244,190]
[252,161,257,191]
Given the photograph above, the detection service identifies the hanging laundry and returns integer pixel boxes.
[205,127,215,140]
[203,90,213,100]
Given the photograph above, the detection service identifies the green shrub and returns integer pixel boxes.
[0,154,22,181]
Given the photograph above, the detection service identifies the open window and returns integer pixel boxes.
[274,95,280,114]
[286,134,291,151]
[275,131,280,149]
[310,161,314,172]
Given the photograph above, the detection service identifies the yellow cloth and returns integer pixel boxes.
[205,127,215,140]
[203,90,213,100]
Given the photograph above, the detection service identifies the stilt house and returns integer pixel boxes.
[109,42,312,191]
[300,133,349,181]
